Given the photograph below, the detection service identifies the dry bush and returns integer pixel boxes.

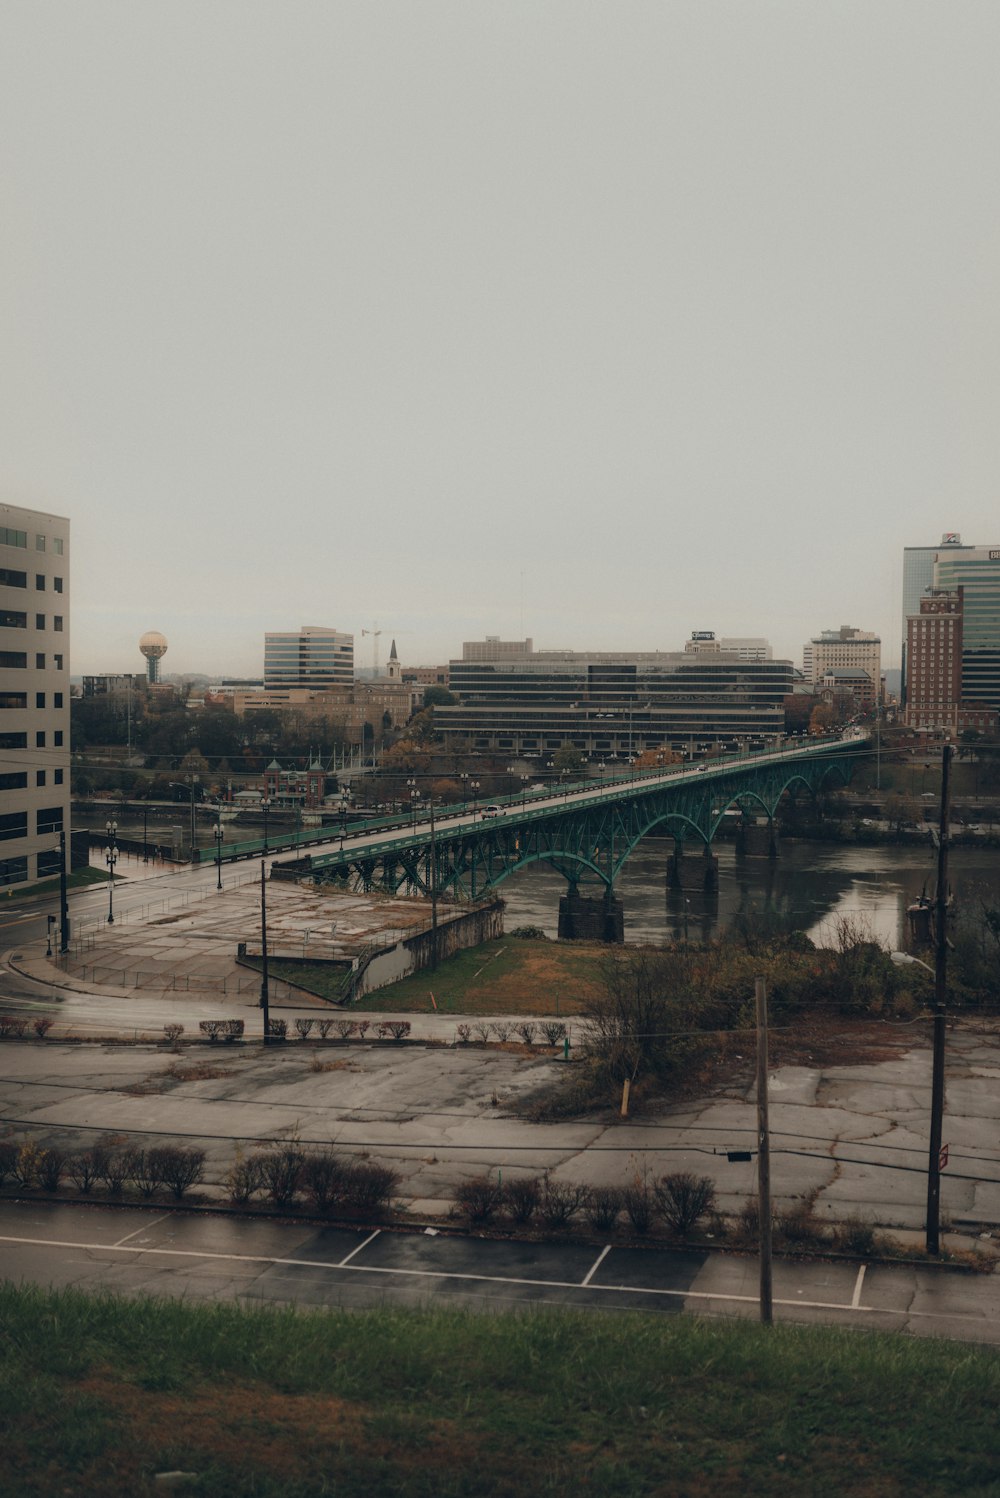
[37,1146,65,1193]
[453,1174,505,1224]
[257,1143,305,1207]
[301,1151,348,1212]
[503,1175,541,1226]
[155,1146,206,1200]
[654,1173,717,1237]
[225,1150,263,1205]
[294,1018,315,1040]
[342,1161,398,1214]
[537,1178,587,1230]
[33,1017,54,1040]
[586,1185,623,1233]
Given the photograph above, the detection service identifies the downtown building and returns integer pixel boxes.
[904,545,1000,737]
[0,503,70,889]
[434,636,794,759]
[900,532,973,704]
[802,626,881,707]
[263,625,354,690]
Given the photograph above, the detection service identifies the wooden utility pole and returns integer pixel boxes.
[926,743,952,1254]
[755,976,773,1324]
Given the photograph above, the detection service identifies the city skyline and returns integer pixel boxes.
[4,5,1000,676]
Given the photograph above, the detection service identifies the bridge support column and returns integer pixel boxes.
[558,891,624,943]
[666,838,685,887]
[702,843,719,891]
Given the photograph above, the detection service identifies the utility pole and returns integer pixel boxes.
[429,795,439,972]
[58,827,70,954]
[755,975,773,1324]
[926,742,952,1254]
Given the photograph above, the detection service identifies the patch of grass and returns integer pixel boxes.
[1,1283,999,1495]
[352,937,607,1015]
[1,865,107,903]
[241,956,352,1003]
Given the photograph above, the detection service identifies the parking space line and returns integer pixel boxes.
[114,1213,173,1248]
[337,1230,380,1267]
[1,1230,988,1329]
[581,1245,611,1286]
[851,1265,867,1309]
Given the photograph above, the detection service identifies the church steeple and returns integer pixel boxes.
[387,639,401,680]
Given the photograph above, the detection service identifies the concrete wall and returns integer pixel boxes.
[355,900,504,998]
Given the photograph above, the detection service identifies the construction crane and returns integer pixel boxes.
[362,623,382,676]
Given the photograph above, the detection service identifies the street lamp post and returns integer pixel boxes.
[213,821,224,891]
[57,828,69,954]
[142,802,149,864]
[259,796,271,1042]
[46,914,55,956]
[104,820,118,925]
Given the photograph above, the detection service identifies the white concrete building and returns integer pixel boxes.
[804,625,881,697]
[0,503,70,889]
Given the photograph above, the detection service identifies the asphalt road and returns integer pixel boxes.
[1,1198,997,1342]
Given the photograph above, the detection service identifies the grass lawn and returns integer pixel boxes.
[2,1282,998,1497]
[2,865,107,904]
[351,936,609,1015]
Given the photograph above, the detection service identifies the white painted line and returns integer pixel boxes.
[114,1212,173,1247]
[337,1229,380,1267]
[581,1245,612,1287]
[851,1265,867,1309]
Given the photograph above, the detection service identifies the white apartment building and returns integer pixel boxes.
[804,625,881,698]
[0,503,70,889]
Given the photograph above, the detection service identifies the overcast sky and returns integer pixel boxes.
[2,2,999,678]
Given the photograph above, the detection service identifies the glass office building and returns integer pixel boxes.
[264,626,354,690]
[901,534,972,703]
[932,548,1000,711]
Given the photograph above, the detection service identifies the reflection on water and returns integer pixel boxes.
[498,836,1000,951]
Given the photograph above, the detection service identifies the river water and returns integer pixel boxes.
[498,836,1000,950]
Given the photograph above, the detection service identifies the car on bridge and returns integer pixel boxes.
[482,804,505,818]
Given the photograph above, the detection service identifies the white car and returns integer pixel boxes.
[482,804,504,818]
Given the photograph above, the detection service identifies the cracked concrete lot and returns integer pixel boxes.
[2,1023,1000,1243]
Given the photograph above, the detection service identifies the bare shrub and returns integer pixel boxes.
[453,1174,505,1224]
[354,1019,371,1041]
[33,1017,54,1040]
[267,1019,288,1041]
[540,1021,567,1047]
[0,1016,28,1039]
[376,1020,411,1042]
[537,1177,587,1230]
[622,1181,654,1235]
[13,1140,43,1188]
[163,1023,184,1048]
[128,1148,166,1199]
[225,1150,263,1205]
[515,1021,537,1046]
[775,1204,825,1246]
[832,1214,881,1256]
[455,1023,471,1045]
[155,1146,206,1200]
[301,1151,348,1212]
[221,1019,244,1042]
[66,1149,100,1194]
[343,1161,398,1215]
[0,1138,19,1186]
[316,1019,335,1040]
[473,1023,492,1044]
[294,1018,315,1040]
[333,1019,357,1040]
[654,1173,717,1237]
[492,1022,512,1043]
[258,1144,305,1207]
[199,1020,225,1042]
[503,1175,541,1226]
[98,1146,137,1196]
[586,1185,623,1233]
[37,1146,65,1192]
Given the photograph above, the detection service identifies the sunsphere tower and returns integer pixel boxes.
[139,630,168,684]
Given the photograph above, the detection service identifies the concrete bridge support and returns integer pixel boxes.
[736,820,778,859]
[666,839,718,891]
[558,891,624,943]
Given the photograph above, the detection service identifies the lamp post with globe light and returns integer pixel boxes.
[104,821,118,925]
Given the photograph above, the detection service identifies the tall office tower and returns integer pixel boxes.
[803,626,881,697]
[0,503,70,890]
[264,626,354,689]
[932,546,1000,712]
[901,533,972,703]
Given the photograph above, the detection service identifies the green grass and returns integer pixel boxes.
[350,936,607,1014]
[241,956,353,1003]
[1,1283,999,1496]
[1,866,107,904]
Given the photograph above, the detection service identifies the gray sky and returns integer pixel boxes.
[3,2,999,678]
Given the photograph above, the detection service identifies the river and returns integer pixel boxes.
[498,836,1000,950]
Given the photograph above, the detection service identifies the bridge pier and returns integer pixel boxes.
[558,890,624,943]
[666,839,718,891]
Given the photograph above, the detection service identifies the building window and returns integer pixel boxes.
[35,653,45,669]
[35,692,45,708]
[0,732,27,749]
[53,730,63,746]
[54,692,63,708]
[36,848,61,878]
[54,654,63,671]
[0,811,28,842]
[54,616,63,632]
[0,772,28,791]
[36,806,63,836]
[35,575,45,590]
[35,614,44,629]
[0,609,27,629]
[0,652,27,668]
[0,568,26,588]
[54,577,63,593]
[0,692,27,709]
[53,538,63,555]
[0,856,28,887]
[35,731,45,748]
[54,769,63,786]
[0,528,27,548]
[36,770,46,787]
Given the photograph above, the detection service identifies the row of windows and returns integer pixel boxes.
[0,769,63,790]
[0,572,63,592]
[0,529,63,554]
[0,806,63,841]
[0,729,64,748]
[0,612,64,630]
[0,652,65,670]
[0,692,65,709]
